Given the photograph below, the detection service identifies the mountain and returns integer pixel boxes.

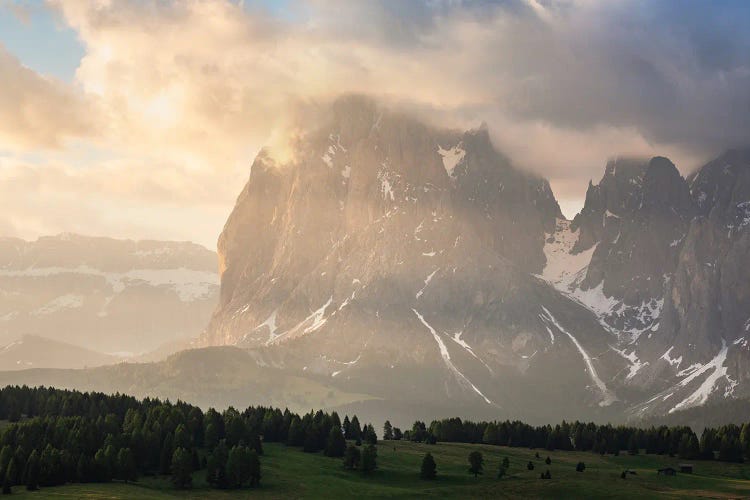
[544,149,750,417]
[200,96,629,423]
[0,234,219,354]
[0,346,375,414]
[2,98,746,424]
[0,334,121,370]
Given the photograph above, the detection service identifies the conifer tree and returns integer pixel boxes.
[343,445,360,470]
[23,451,39,491]
[325,427,346,457]
[420,453,436,479]
[170,447,192,489]
[116,448,137,483]
[383,421,394,441]
[361,444,377,474]
[468,451,483,477]
[3,458,16,494]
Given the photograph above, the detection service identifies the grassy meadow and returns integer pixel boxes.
[4,440,750,499]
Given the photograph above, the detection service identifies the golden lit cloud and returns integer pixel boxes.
[0,0,745,244]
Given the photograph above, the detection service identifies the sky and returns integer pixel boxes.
[1,0,749,249]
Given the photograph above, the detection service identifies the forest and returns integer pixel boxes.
[0,385,748,495]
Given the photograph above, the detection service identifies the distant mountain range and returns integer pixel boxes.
[0,234,218,358]
[2,96,748,425]
[0,334,121,370]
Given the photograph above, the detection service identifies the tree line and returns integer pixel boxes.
[0,386,377,494]
[392,416,749,462]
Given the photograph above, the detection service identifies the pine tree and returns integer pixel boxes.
[206,440,228,488]
[170,447,192,489]
[3,458,16,494]
[325,427,346,457]
[363,424,377,445]
[740,423,750,459]
[545,456,551,465]
[116,448,137,483]
[420,453,436,479]
[628,434,639,455]
[0,447,11,480]
[174,423,191,450]
[468,451,483,477]
[527,461,535,471]
[287,417,305,447]
[343,445,360,470]
[23,450,39,491]
[497,463,506,478]
[226,445,252,488]
[383,421,394,441]
[361,445,377,474]
[248,449,261,487]
[343,416,351,439]
[393,428,403,441]
[159,433,174,475]
[349,416,362,441]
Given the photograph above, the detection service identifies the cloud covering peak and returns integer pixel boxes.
[1,0,749,245]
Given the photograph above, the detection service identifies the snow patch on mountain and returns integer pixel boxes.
[669,340,736,413]
[255,310,279,344]
[660,346,683,368]
[0,266,218,302]
[437,143,465,178]
[611,346,648,379]
[416,269,439,299]
[412,309,493,405]
[33,294,84,315]
[539,219,596,289]
[267,297,333,345]
[540,306,616,406]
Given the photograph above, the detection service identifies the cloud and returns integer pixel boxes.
[0,44,94,150]
[2,0,749,242]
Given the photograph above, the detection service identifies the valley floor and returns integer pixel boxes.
[8,441,750,499]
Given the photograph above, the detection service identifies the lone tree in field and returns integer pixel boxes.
[497,463,507,479]
[576,461,586,472]
[420,453,436,480]
[468,451,484,477]
[527,461,535,471]
[383,420,394,440]
[545,456,551,465]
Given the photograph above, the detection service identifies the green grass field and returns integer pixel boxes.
[7,441,750,498]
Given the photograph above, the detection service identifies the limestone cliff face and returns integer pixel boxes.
[540,149,750,417]
[202,97,625,421]
[206,97,564,347]
[566,157,694,337]
[201,96,750,420]
[648,150,750,383]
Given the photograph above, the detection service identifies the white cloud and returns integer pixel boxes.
[0,0,746,245]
